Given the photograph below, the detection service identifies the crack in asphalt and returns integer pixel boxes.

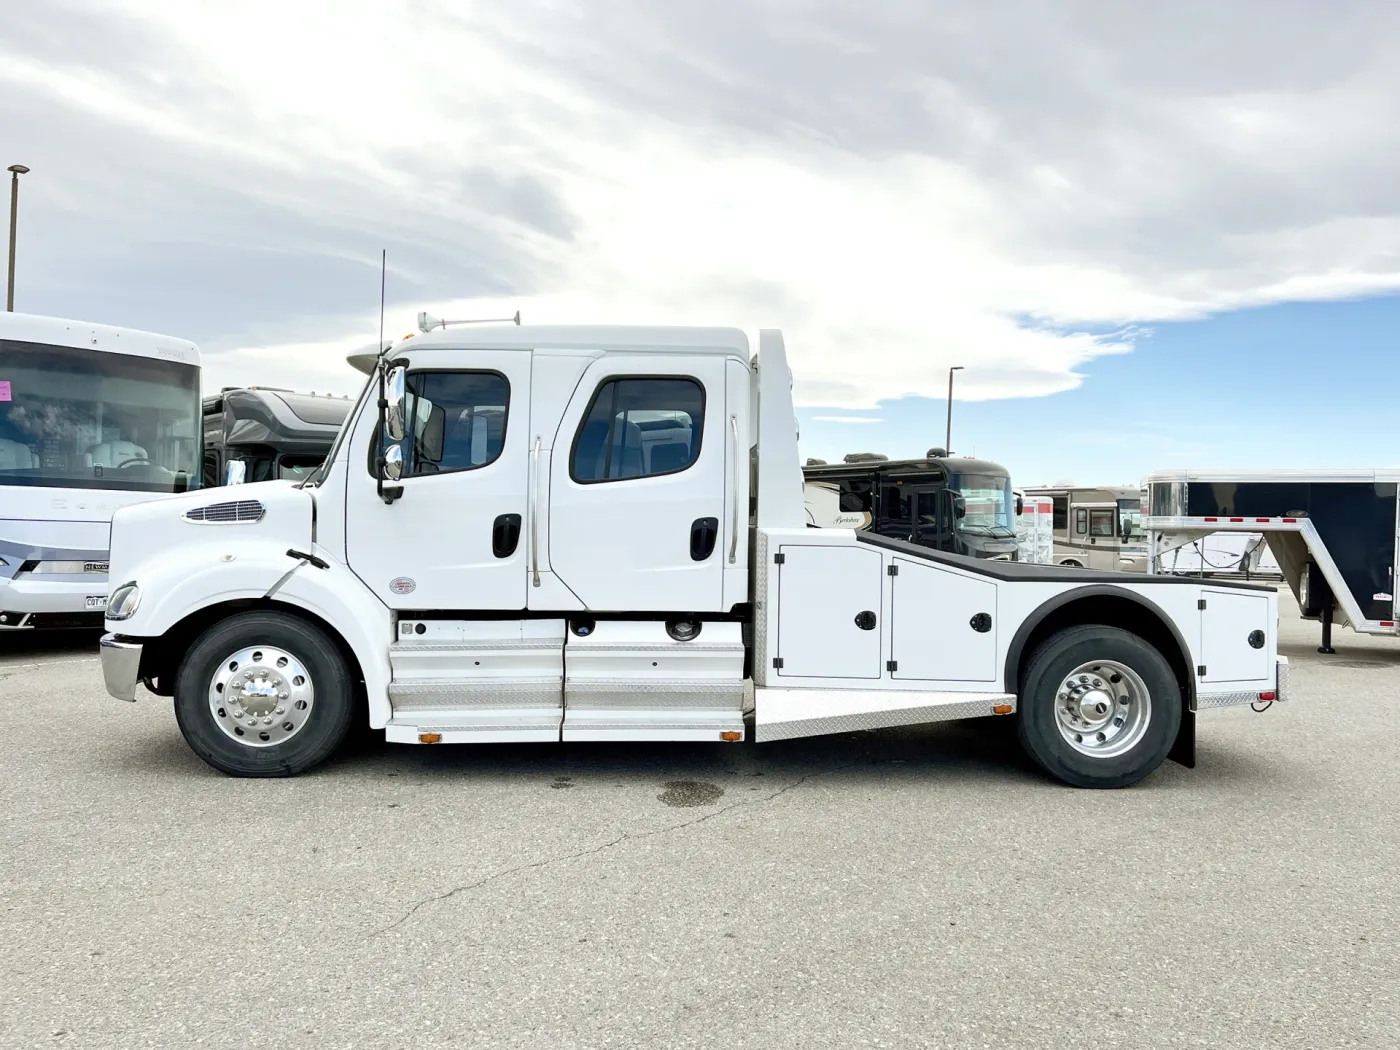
[372,770,827,936]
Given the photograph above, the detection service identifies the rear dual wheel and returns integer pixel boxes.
[1017,625,1181,788]
[173,611,354,777]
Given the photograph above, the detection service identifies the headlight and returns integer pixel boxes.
[107,582,142,621]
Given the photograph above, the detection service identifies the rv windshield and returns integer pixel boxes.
[949,472,1015,535]
[0,339,200,492]
[1117,499,1146,541]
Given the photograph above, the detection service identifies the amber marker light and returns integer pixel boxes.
[419,733,442,743]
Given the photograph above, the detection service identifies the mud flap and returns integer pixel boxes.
[1169,706,1196,768]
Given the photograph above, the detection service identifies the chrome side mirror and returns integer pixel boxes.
[382,443,404,481]
[224,459,246,486]
[384,366,407,442]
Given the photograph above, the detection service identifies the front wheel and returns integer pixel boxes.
[1017,625,1181,788]
[174,611,354,777]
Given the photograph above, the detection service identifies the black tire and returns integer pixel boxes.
[174,611,354,777]
[1060,559,1083,568]
[1016,625,1181,788]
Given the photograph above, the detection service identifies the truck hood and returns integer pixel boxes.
[107,481,315,589]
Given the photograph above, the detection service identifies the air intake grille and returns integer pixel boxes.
[183,500,265,524]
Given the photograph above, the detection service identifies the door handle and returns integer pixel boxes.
[728,414,740,564]
[691,517,719,561]
[493,513,522,558]
[531,437,542,587]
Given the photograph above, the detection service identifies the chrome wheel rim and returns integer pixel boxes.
[207,645,315,748]
[1053,659,1150,759]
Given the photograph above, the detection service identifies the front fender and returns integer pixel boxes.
[122,544,395,728]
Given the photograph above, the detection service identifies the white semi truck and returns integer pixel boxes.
[99,325,1287,789]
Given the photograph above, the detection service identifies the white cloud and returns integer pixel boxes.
[5,0,1400,408]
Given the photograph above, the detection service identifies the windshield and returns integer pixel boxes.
[950,471,1014,534]
[301,373,373,488]
[0,339,200,492]
[1118,498,1146,542]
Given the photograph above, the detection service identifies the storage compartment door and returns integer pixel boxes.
[890,558,997,682]
[775,545,882,679]
[1200,590,1271,683]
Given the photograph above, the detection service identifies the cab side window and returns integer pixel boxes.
[571,377,704,482]
[373,371,510,479]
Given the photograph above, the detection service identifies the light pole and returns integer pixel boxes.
[7,164,29,312]
[945,365,964,454]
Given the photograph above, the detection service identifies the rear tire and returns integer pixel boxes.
[174,611,354,777]
[1016,625,1180,788]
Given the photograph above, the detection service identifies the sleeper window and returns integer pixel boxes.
[571,377,704,482]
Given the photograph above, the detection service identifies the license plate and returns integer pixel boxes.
[85,595,108,610]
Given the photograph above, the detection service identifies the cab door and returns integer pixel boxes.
[344,349,531,610]
[539,354,730,612]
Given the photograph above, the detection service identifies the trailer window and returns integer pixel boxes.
[1089,509,1115,537]
[1075,508,1087,534]
[1052,497,1068,531]
[571,377,703,482]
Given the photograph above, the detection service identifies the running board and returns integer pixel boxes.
[754,688,1016,743]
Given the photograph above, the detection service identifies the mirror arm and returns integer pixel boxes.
[375,360,387,503]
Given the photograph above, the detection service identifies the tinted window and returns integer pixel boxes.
[1089,509,1115,537]
[1052,496,1068,531]
[1075,507,1088,534]
[378,371,509,478]
[0,339,200,493]
[571,377,703,482]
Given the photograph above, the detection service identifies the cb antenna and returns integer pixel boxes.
[378,249,387,357]
[417,309,521,333]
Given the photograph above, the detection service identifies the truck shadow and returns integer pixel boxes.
[322,718,1289,792]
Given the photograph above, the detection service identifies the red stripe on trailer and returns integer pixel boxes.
[1255,517,1269,522]
[1282,517,1297,523]
[1229,517,1244,522]
[1204,516,1218,521]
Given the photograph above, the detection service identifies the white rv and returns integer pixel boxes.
[99,325,1286,789]
[0,313,201,628]
[1022,486,1148,571]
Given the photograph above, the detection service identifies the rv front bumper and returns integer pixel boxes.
[100,634,143,702]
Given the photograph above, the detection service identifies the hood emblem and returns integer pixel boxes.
[389,577,416,595]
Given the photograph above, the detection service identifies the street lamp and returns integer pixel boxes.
[945,365,964,454]
[7,164,29,312]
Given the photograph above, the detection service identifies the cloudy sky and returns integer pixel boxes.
[5,0,1400,484]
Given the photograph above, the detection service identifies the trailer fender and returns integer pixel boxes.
[1003,584,1197,767]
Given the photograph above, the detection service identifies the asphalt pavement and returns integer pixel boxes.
[1,598,1397,1049]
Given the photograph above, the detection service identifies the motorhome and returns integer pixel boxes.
[1022,486,1147,571]
[1147,469,1399,651]
[0,313,200,629]
[99,324,1286,790]
[203,387,352,487]
[804,453,1020,560]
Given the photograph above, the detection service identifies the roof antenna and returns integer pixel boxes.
[378,249,387,357]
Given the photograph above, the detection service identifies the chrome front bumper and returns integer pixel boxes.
[100,633,143,702]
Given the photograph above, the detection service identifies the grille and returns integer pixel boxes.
[182,500,265,524]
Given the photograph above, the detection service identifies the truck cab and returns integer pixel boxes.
[99,325,1288,789]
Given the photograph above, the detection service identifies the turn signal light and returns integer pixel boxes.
[720,731,742,741]
[1257,691,1276,702]
[419,733,442,744]
[992,704,1013,715]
